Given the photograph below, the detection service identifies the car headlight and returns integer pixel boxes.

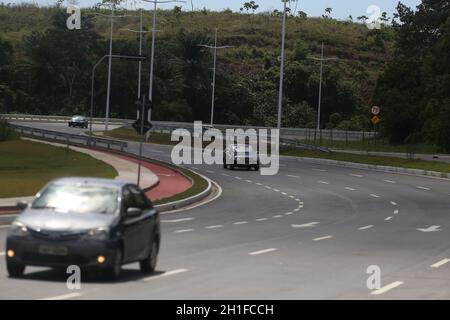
[85,227,109,240]
[10,221,29,237]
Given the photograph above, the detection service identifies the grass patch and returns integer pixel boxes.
[0,139,117,198]
[281,147,450,173]
[297,137,442,155]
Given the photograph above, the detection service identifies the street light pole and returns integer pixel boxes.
[197,29,234,126]
[104,4,114,133]
[277,0,288,130]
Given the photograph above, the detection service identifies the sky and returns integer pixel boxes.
[6,0,422,20]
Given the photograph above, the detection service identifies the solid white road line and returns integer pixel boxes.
[40,293,83,300]
[206,225,223,229]
[417,186,431,191]
[384,180,396,184]
[175,229,195,233]
[287,175,300,178]
[371,281,404,295]
[345,187,356,191]
[143,268,188,281]
[318,181,329,185]
[256,218,268,222]
[350,174,363,178]
[370,194,380,198]
[162,218,195,223]
[233,221,248,225]
[358,225,374,230]
[430,259,450,268]
[390,201,398,206]
[313,235,333,241]
[249,248,277,256]
[384,217,393,221]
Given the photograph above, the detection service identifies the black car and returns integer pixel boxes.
[5,177,161,280]
[68,115,88,128]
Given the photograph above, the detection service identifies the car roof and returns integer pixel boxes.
[49,177,130,189]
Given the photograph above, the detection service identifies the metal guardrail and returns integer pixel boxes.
[1,114,375,141]
[10,124,128,152]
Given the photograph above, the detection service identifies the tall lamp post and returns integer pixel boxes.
[197,28,234,126]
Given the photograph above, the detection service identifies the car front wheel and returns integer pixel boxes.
[105,248,122,280]
[7,262,25,278]
[140,236,159,274]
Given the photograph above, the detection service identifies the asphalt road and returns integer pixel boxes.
[0,121,449,299]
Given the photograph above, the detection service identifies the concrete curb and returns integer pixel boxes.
[284,155,450,179]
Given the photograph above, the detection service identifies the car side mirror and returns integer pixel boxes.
[126,207,142,218]
[16,201,28,210]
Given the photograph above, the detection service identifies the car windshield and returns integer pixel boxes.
[32,183,119,214]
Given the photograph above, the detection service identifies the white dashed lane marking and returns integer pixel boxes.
[272,215,282,218]
[221,173,230,177]
[345,187,356,191]
[371,281,404,295]
[416,186,431,191]
[175,229,195,233]
[350,174,363,178]
[430,259,450,268]
[394,210,399,214]
[287,175,300,178]
[40,293,84,300]
[384,217,393,221]
[143,269,188,281]
[383,180,396,184]
[358,225,374,230]
[249,248,278,256]
[313,235,333,241]
[318,181,329,185]
[162,218,195,223]
[284,212,293,216]
[234,221,248,225]
[370,194,380,198]
[390,201,398,206]
[312,168,326,172]
[206,225,224,229]
[256,218,268,222]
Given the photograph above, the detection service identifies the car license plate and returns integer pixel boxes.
[38,245,68,256]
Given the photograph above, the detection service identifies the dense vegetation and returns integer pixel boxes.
[0,3,393,128]
[0,1,449,151]
[374,0,450,151]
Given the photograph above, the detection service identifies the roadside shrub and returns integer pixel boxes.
[0,120,18,141]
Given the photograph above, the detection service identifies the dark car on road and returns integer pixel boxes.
[68,115,88,128]
[5,177,160,280]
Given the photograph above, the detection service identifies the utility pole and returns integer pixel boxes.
[142,0,186,126]
[308,42,338,138]
[197,28,234,126]
[277,0,289,130]
[95,3,133,132]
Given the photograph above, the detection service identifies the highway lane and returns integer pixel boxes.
[0,121,449,299]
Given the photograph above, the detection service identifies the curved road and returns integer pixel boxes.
[0,121,449,299]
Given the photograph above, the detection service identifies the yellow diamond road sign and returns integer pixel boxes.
[371,115,381,125]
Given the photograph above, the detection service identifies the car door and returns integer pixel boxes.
[120,186,143,263]
[128,185,157,260]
